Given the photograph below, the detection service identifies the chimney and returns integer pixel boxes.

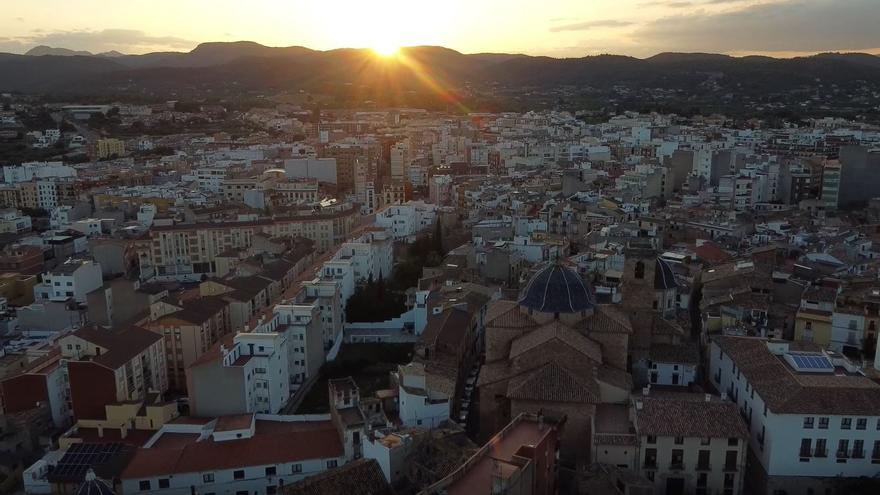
[721,392,728,401]
[642,384,651,396]
[704,393,711,402]
[635,400,643,410]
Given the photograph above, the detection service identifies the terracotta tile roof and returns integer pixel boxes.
[509,321,602,363]
[121,420,342,479]
[507,361,598,404]
[635,392,749,439]
[714,336,880,415]
[74,325,163,370]
[583,305,633,334]
[485,300,539,329]
[420,307,471,351]
[282,458,394,495]
[649,343,700,365]
[597,365,633,391]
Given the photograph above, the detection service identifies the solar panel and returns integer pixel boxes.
[49,443,125,482]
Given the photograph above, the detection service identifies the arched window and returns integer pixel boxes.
[634,260,645,279]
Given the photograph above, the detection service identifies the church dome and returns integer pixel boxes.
[75,470,115,495]
[519,263,594,314]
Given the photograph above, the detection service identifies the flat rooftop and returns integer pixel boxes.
[443,419,548,495]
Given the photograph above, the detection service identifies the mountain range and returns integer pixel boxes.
[4,42,880,107]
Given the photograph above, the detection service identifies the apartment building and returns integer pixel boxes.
[59,325,168,421]
[187,331,290,416]
[120,413,346,495]
[96,138,125,159]
[33,258,103,304]
[332,230,393,283]
[268,302,325,393]
[709,336,880,494]
[147,296,231,392]
[374,201,438,242]
[139,204,359,281]
[0,209,32,233]
[632,392,749,495]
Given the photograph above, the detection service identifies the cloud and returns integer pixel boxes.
[550,20,635,32]
[634,0,880,54]
[639,1,693,7]
[16,28,196,54]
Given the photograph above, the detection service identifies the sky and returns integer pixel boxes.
[1,0,878,58]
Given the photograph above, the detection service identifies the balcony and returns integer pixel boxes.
[669,462,685,471]
[836,450,850,459]
[871,450,880,463]
[814,449,828,458]
[723,463,738,472]
[643,461,657,470]
[852,450,865,459]
[695,462,712,472]
[799,449,812,458]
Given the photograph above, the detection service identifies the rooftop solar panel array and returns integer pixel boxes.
[790,354,834,371]
[48,443,125,482]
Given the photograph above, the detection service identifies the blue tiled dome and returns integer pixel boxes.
[519,263,594,314]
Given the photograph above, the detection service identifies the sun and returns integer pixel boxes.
[372,43,400,58]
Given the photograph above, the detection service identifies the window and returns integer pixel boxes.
[203,473,214,483]
[158,479,170,489]
[233,470,244,480]
[815,439,827,457]
[803,417,814,429]
[139,481,151,491]
[326,460,338,468]
[728,437,738,446]
[646,435,656,444]
[671,449,684,469]
[697,450,711,470]
[645,471,654,481]
[644,448,657,468]
[838,439,850,458]
[674,436,684,445]
[701,437,711,446]
[841,418,852,430]
[853,439,865,458]
[265,466,276,476]
[800,438,812,458]
[857,418,867,430]
[721,450,737,471]
[818,417,829,429]
[291,464,302,474]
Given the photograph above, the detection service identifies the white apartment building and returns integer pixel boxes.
[374,201,438,242]
[119,413,348,495]
[0,209,32,233]
[195,167,229,193]
[333,230,393,283]
[631,393,749,495]
[396,362,450,428]
[299,280,344,350]
[265,302,325,392]
[829,307,866,355]
[709,336,880,494]
[187,331,290,417]
[3,161,76,184]
[34,258,103,303]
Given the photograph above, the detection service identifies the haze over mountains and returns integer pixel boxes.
[3,41,880,100]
